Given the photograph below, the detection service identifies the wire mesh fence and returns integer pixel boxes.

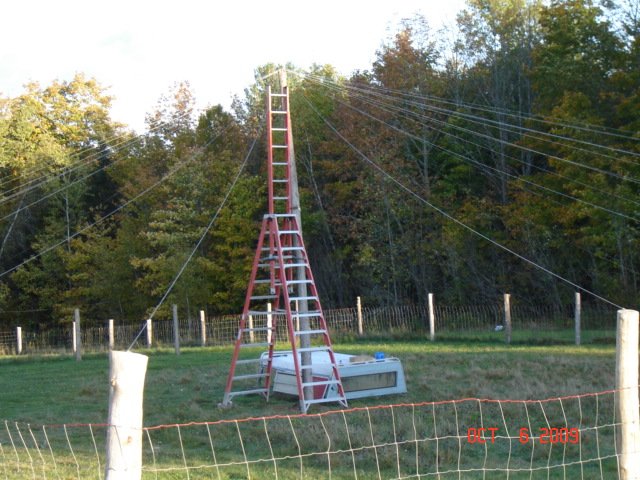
[0,390,622,479]
[0,300,617,355]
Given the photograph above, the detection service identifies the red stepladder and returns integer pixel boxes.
[220,72,347,413]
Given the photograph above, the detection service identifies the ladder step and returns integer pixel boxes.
[271,93,287,98]
[289,296,318,302]
[234,373,268,381]
[294,329,328,336]
[248,310,283,316]
[230,388,269,397]
[240,342,271,348]
[274,214,297,218]
[273,162,288,166]
[272,145,288,149]
[274,196,289,201]
[283,263,308,269]
[251,295,277,300]
[296,311,323,318]
[287,279,312,284]
[272,110,287,114]
[303,379,339,388]
[271,127,288,131]
[279,230,300,235]
[273,179,288,183]
[253,279,282,286]
[296,346,330,354]
[282,247,304,252]
[242,326,273,333]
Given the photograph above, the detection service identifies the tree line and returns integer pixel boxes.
[0,0,638,330]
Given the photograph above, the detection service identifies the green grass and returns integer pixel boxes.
[0,340,619,478]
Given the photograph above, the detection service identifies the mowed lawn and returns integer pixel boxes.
[0,339,616,426]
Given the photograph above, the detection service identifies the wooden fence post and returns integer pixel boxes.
[574,292,581,346]
[74,308,82,361]
[172,304,180,355]
[105,350,148,479]
[616,309,640,479]
[503,294,512,345]
[16,326,22,355]
[108,319,115,350]
[200,310,206,347]
[146,319,153,348]
[428,293,435,342]
[357,296,364,336]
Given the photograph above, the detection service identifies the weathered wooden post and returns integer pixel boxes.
[108,319,115,350]
[105,350,148,480]
[199,310,206,347]
[248,314,255,343]
[16,326,22,355]
[146,319,153,348]
[428,293,435,342]
[616,309,640,479]
[574,292,581,346]
[357,296,364,336]
[172,304,180,355]
[74,308,82,361]
[503,294,512,344]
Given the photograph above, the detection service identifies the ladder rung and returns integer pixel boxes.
[283,263,307,269]
[229,388,269,396]
[272,110,287,114]
[240,342,271,348]
[294,329,327,336]
[282,247,304,252]
[289,296,318,302]
[303,379,339,388]
[279,230,301,235]
[271,93,287,98]
[271,127,288,131]
[251,295,277,300]
[242,326,273,332]
[272,145,288,149]
[292,310,322,318]
[234,373,267,381]
[248,309,281,316]
[274,214,296,218]
[287,279,312,285]
[274,196,289,201]
[273,162,288,166]
[296,346,330,354]
[253,279,282,285]
[273,179,288,183]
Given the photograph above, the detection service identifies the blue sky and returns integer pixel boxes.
[1,0,465,131]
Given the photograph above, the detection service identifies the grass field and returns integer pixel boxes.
[0,338,619,478]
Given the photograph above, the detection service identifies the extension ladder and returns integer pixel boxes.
[221,77,347,413]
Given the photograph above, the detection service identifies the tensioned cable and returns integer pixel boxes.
[0,107,197,206]
[329,87,640,223]
[0,123,233,280]
[0,102,197,191]
[299,73,640,186]
[301,94,624,310]
[308,73,640,221]
[294,69,640,144]
[126,133,259,351]
[340,81,640,165]
[315,76,640,213]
